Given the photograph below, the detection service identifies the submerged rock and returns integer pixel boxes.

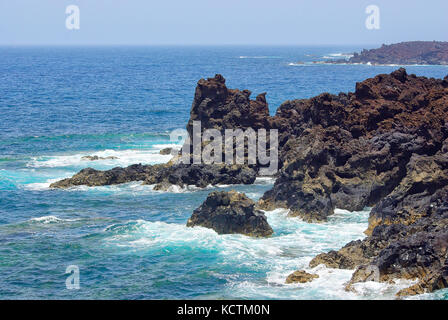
[159,148,173,155]
[81,155,118,161]
[285,270,319,284]
[186,191,273,237]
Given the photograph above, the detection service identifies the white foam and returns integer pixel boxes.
[239,56,281,59]
[29,215,77,224]
[254,176,276,184]
[288,62,315,67]
[322,53,354,59]
[23,178,66,191]
[152,144,180,150]
[101,207,384,299]
[26,148,175,169]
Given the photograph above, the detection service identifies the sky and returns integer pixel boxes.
[0,0,447,46]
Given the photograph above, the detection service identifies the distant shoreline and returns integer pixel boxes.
[315,41,448,66]
[289,61,448,67]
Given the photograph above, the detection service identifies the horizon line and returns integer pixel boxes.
[1,40,446,47]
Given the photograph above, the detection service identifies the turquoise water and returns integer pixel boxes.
[1,46,448,299]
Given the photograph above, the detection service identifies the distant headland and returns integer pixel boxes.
[323,41,448,65]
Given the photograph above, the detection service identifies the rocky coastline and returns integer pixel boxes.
[50,69,448,296]
[324,41,448,65]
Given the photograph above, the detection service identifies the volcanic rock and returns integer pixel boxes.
[328,41,448,65]
[260,68,448,222]
[50,163,256,189]
[186,191,273,237]
[285,270,319,284]
[50,70,448,296]
[186,74,271,137]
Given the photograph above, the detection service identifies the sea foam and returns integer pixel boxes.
[100,207,402,299]
[26,149,174,169]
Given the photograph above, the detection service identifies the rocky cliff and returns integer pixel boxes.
[50,70,448,295]
[260,68,448,222]
[185,70,448,295]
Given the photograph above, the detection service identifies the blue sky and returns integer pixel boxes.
[0,0,447,45]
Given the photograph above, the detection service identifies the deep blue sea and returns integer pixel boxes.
[1,46,447,299]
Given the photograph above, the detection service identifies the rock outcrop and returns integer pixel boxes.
[187,191,273,237]
[285,270,319,284]
[159,147,174,155]
[258,68,447,295]
[50,163,256,190]
[260,68,448,222]
[328,41,448,65]
[309,141,448,296]
[186,74,271,137]
[51,74,272,190]
[50,70,448,296]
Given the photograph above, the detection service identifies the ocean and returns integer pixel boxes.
[1,46,447,299]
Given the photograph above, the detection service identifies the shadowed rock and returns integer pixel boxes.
[50,163,256,190]
[186,191,273,237]
[308,144,448,296]
[50,164,153,188]
[260,68,448,222]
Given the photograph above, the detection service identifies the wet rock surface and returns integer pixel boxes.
[187,191,273,237]
[50,163,256,189]
[307,138,448,296]
[285,270,319,284]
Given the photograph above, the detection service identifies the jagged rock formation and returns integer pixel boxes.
[187,191,273,237]
[276,69,448,296]
[329,41,448,65]
[50,163,256,190]
[186,74,270,136]
[260,68,448,223]
[50,70,448,295]
[182,74,275,173]
[50,74,270,190]
[310,140,448,296]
